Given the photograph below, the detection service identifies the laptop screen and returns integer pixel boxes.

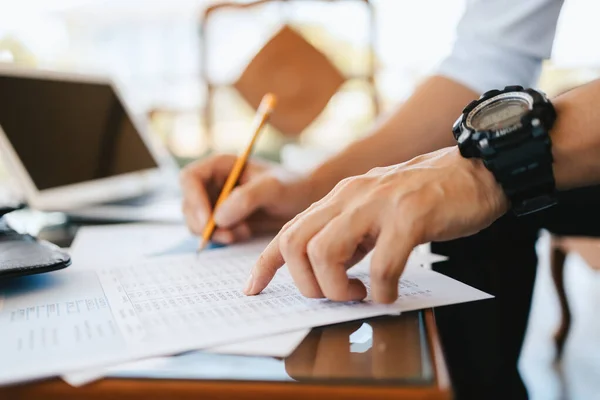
[0,74,158,190]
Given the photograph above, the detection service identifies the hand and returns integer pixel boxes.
[244,147,509,303]
[180,154,316,244]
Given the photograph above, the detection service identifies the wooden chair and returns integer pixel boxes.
[550,236,600,360]
[199,0,380,149]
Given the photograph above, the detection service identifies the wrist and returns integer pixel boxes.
[550,89,598,191]
[451,147,510,215]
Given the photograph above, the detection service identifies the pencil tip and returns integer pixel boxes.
[197,240,208,254]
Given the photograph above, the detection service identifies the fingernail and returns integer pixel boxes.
[244,273,254,294]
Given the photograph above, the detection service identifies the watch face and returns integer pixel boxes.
[468,93,532,131]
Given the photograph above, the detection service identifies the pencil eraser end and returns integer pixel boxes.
[261,93,277,111]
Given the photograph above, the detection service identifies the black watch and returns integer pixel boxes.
[452,85,557,216]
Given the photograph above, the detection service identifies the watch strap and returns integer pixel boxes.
[483,136,556,215]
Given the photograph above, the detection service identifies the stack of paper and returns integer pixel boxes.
[0,224,492,386]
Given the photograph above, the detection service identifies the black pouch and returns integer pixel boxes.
[0,206,71,279]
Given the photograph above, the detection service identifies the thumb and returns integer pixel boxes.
[213,176,278,228]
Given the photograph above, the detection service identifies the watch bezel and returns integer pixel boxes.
[453,86,556,157]
[465,91,533,133]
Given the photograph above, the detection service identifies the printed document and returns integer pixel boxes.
[1,240,492,386]
[68,225,311,360]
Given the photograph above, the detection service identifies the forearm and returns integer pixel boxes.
[552,79,600,190]
[307,76,478,200]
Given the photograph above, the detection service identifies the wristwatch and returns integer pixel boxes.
[452,85,557,216]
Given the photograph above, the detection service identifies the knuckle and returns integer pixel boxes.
[279,228,303,257]
[406,153,429,166]
[346,202,369,222]
[304,201,320,212]
[348,175,368,188]
[335,176,355,191]
[366,166,386,176]
[280,218,296,233]
[368,182,394,203]
[337,176,370,194]
[306,237,331,266]
[279,212,302,234]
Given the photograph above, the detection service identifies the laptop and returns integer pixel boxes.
[0,66,182,222]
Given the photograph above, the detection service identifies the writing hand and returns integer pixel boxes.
[180,155,318,245]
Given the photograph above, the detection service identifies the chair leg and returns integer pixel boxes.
[550,243,570,361]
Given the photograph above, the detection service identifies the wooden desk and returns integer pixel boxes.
[1,310,450,400]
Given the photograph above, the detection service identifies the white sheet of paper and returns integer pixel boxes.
[68,225,313,358]
[62,329,309,387]
[0,270,130,385]
[1,239,489,386]
[69,223,198,264]
[208,328,309,356]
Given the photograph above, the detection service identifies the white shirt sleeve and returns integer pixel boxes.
[437,0,565,94]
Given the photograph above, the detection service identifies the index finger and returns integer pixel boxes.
[244,197,331,296]
[244,212,306,295]
[243,233,285,295]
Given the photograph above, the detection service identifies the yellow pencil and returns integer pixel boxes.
[198,93,277,252]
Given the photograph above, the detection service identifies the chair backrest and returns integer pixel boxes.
[199,0,379,148]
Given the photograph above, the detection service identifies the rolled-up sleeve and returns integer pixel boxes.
[437,0,564,94]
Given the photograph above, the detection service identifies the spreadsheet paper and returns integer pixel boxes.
[1,241,491,386]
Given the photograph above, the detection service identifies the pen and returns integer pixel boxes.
[198,93,277,252]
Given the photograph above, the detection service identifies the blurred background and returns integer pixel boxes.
[0,0,599,167]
